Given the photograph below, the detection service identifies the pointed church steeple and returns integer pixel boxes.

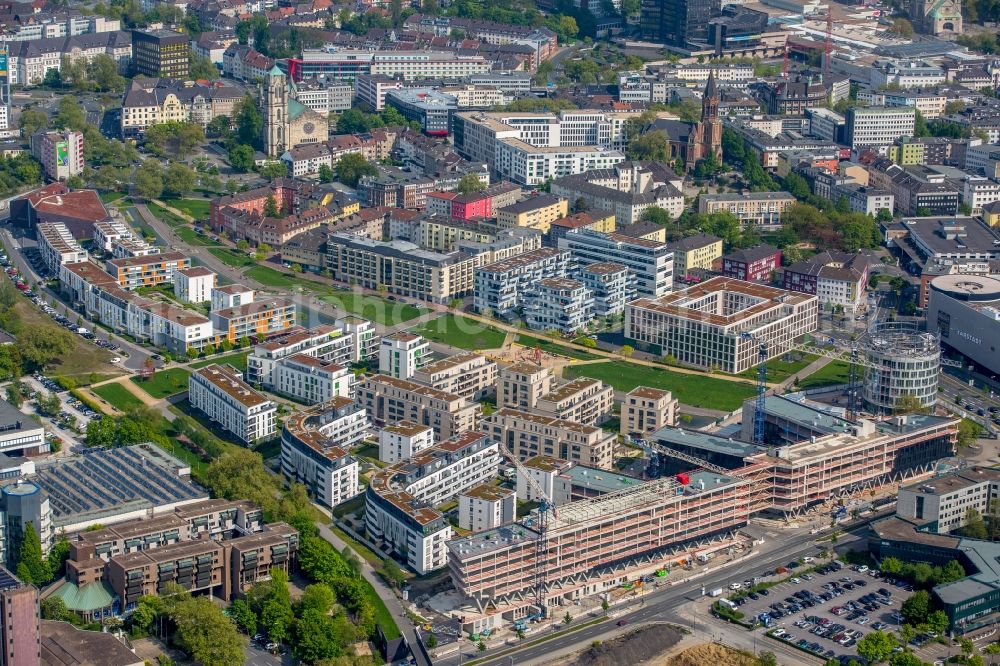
[702,71,719,123]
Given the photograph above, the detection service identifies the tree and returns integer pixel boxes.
[318,163,334,183]
[563,612,572,624]
[254,243,272,261]
[257,161,288,179]
[16,325,73,369]
[129,597,157,633]
[163,162,196,198]
[52,97,85,131]
[641,207,672,225]
[135,161,165,200]
[5,384,23,408]
[627,131,669,161]
[901,590,931,626]
[456,173,486,194]
[234,94,263,149]
[263,195,280,218]
[427,633,438,648]
[189,53,219,80]
[927,609,950,634]
[228,144,255,172]
[166,586,247,666]
[477,641,487,652]
[298,583,335,615]
[958,418,985,447]
[961,508,989,539]
[758,653,778,666]
[88,54,125,92]
[889,653,925,666]
[229,598,258,635]
[620,345,634,359]
[856,630,897,663]
[15,522,51,585]
[18,108,48,137]
[891,17,914,37]
[894,394,928,415]
[335,153,378,188]
[86,415,117,447]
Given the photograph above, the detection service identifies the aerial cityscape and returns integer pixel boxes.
[5,0,1000,665]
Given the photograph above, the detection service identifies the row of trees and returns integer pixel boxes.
[879,556,966,589]
[133,160,199,200]
[85,404,167,449]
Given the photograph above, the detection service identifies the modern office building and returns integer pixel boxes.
[626,277,819,373]
[861,322,941,413]
[621,386,678,438]
[640,0,720,46]
[284,50,491,83]
[558,229,675,298]
[365,432,499,574]
[355,375,480,440]
[280,398,364,508]
[845,106,917,149]
[189,364,277,444]
[484,408,617,469]
[131,28,188,79]
[385,88,457,136]
[0,400,47,457]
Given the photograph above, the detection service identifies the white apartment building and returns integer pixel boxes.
[247,322,376,389]
[625,277,819,373]
[578,262,630,316]
[92,219,157,259]
[355,375,481,441]
[558,229,675,298]
[962,177,1000,215]
[36,222,87,274]
[378,421,435,464]
[366,432,499,573]
[845,107,917,149]
[211,284,255,312]
[174,267,216,304]
[379,332,430,380]
[523,277,594,335]
[188,364,277,444]
[473,247,572,317]
[458,485,515,533]
[516,455,571,502]
[274,354,354,405]
[30,130,84,181]
[536,377,615,426]
[292,80,353,114]
[412,352,498,401]
[281,398,365,508]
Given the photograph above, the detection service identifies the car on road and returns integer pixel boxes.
[110,357,121,364]
[616,620,627,626]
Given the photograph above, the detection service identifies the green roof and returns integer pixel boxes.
[49,579,116,612]
[288,97,308,121]
[268,64,284,77]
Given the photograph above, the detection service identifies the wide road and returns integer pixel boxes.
[445,524,872,666]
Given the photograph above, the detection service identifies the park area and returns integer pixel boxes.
[191,351,249,372]
[409,314,507,350]
[564,361,757,411]
[132,368,191,399]
[91,382,144,412]
[796,360,852,389]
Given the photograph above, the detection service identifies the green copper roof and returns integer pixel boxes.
[268,64,284,77]
[288,97,308,121]
[49,579,116,612]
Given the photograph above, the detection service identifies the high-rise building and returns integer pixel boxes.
[131,28,189,79]
[641,0,720,47]
[0,47,10,132]
[30,130,84,182]
[0,567,39,666]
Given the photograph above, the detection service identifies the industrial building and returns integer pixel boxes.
[625,277,818,373]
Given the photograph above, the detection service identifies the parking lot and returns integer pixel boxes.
[719,561,953,664]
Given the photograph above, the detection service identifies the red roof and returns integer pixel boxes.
[23,186,109,224]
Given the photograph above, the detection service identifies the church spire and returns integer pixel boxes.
[701,71,719,123]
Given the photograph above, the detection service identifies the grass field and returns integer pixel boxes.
[208,247,256,268]
[145,201,187,227]
[797,360,853,389]
[515,334,600,361]
[737,353,819,384]
[245,266,425,325]
[91,383,144,411]
[99,190,127,204]
[174,225,219,246]
[409,314,506,350]
[132,368,191,399]
[191,351,249,371]
[163,198,211,220]
[564,362,757,411]
[13,302,121,379]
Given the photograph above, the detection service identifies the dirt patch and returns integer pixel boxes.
[569,624,684,666]
[664,643,760,666]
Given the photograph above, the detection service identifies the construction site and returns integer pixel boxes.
[443,315,961,633]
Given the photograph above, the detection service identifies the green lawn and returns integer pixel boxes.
[174,225,219,247]
[208,248,256,268]
[145,201,187,227]
[797,360,853,389]
[163,198,211,220]
[564,361,757,411]
[99,190,126,204]
[737,353,819,384]
[91,383,144,411]
[515,334,600,361]
[190,351,249,371]
[132,368,191,399]
[245,266,425,325]
[409,314,507,350]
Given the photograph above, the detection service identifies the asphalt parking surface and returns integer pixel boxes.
[720,562,925,663]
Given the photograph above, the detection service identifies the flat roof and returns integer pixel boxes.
[561,465,643,494]
[462,484,514,502]
[652,426,762,459]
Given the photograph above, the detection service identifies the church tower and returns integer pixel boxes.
[700,71,723,162]
[262,65,288,158]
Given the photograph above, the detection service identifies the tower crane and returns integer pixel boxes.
[502,444,557,617]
